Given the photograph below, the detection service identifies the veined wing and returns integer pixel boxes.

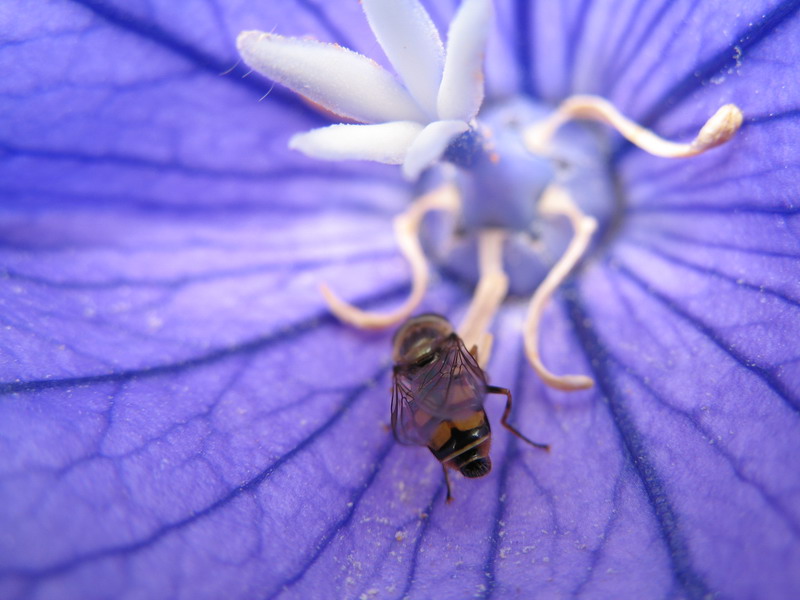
[415,333,487,417]
[391,368,441,446]
[391,334,487,446]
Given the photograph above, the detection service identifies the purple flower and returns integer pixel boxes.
[1,1,798,599]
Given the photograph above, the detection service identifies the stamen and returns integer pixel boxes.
[320,183,460,329]
[525,94,743,158]
[457,229,509,367]
[523,184,596,391]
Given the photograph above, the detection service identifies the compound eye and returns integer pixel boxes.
[415,351,437,367]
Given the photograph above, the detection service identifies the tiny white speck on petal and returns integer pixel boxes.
[290,122,424,164]
[402,119,469,179]
[362,0,444,119]
[437,0,493,121]
[237,31,428,124]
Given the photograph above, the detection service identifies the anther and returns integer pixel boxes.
[525,94,743,158]
[457,229,509,367]
[320,183,460,329]
[523,184,596,391]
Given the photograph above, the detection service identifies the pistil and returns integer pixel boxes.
[237,0,742,391]
[317,95,742,391]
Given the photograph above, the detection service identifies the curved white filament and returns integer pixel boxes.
[525,95,743,158]
[457,229,509,368]
[523,185,596,391]
[320,184,461,329]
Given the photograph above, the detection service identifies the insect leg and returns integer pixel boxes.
[442,463,454,504]
[487,385,550,451]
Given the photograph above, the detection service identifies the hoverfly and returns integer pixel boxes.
[391,313,549,502]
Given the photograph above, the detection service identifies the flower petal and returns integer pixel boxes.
[564,241,800,598]
[437,0,493,121]
[361,0,445,119]
[4,1,800,599]
[237,31,428,124]
[402,119,469,179]
[289,122,424,164]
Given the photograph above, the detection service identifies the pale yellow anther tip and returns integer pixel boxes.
[694,104,744,151]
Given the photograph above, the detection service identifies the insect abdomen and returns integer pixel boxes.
[428,411,493,478]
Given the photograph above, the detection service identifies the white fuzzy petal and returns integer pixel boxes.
[362,0,444,119]
[237,31,428,124]
[402,120,469,179]
[437,0,493,121]
[289,122,424,164]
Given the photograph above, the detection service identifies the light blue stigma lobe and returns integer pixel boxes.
[422,97,615,296]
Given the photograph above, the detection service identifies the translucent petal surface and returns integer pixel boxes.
[290,122,424,165]
[237,31,428,124]
[362,0,445,119]
[1,1,799,599]
[437,0,493,121]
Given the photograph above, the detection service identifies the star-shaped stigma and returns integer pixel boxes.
[238,0,491,181]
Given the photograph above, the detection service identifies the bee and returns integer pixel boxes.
[391,313,549,502]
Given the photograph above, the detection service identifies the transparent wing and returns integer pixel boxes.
[415,334,487,417]
[391,369,439,446]
[390,334,487,446]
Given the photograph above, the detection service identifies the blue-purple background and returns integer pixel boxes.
[1,1,798,599]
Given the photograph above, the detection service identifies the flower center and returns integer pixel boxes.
[237,0,743,388]
[421,97,615,296]
[318,93,741,388]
